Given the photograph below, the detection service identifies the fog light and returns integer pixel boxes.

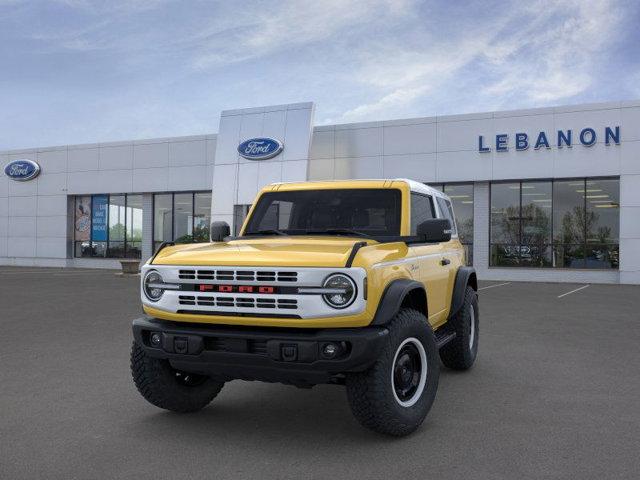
[322,343,339,358]
[150,332,162,347]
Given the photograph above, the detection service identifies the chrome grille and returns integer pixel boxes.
[178,295,298,310]
[178,269,298,283]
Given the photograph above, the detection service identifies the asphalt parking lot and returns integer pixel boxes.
[1,268,639,479]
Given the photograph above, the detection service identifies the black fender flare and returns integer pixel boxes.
[370,279,426,326]
[448,266,477,319]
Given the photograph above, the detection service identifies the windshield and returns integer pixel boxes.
[243,189,402,237]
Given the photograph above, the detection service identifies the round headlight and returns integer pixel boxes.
[143,270,164,302]
[322,274,356,309]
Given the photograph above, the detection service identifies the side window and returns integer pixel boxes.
[436,197,458,236]
[410,193,435,234]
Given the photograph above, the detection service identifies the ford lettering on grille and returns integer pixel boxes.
[197,284,276,294]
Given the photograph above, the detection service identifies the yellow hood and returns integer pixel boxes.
[151,237,375,267]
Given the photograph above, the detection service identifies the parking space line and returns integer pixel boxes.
[557,285,590,298]
[478,282,511,291]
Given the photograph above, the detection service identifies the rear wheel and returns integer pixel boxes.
[345,309,440,436]
[439,286,479,370]
[130,341,224,413]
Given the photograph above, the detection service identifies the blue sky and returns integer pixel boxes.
[1,0,639,150]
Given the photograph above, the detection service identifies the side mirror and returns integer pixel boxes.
[416,218,452,243]
[210,221,230,242]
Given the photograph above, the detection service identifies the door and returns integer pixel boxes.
[408,193,450,325]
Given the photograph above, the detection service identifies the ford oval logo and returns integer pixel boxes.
[237,137,283,160]
[4,159,41,181]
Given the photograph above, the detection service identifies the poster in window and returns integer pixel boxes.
[91,195,108,242]
[74,196,91,241]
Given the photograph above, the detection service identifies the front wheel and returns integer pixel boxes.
[345,309,440,436]
[130,341,224,413]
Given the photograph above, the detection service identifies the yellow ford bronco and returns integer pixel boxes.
[131,179,478,436]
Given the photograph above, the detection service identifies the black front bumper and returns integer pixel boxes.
[132,317,389,386]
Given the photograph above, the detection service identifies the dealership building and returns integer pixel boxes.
[1,100,639,284]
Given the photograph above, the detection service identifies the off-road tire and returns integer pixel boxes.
[131,341,224,413]
[345,309,440,436]
[439,286,478,370]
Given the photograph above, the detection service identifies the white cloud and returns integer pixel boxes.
[190,0,415,69]
[334,0,625,122]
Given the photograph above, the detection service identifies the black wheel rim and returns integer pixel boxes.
[174,370,208,387]
[393,343,422,402]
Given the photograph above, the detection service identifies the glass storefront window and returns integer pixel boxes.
[153,191,213,248]
[74,196,92,257]
[73,193,143,259]
[108,195,126,258]
[173,193,193,243]
[490,182,520,266]
[126,195,143,258]
[520,181,552,267]
[194,193,212,243]
[153,194,172,251]
[491,178,619,269]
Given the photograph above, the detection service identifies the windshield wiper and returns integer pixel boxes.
[247,229,288,236]
[305,229,371,238]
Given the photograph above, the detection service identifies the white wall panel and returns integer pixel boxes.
[99,144,133,170]
[132,167,169,192]
[553,142,620,178]
[134,142,169,169]
[97,169,133,193]
[67,171,102,195]
[36,237,67,258]
[438,118,494,152]
[382,153,436,181]
[281,160,308,183]
[335,156,383,179]
[36,149,67,173]
[169,140,206,167]
[37,195,67,217]
[620,106,640,142]
[282,106,315,162]
[214,114,243,165]
[211,164,237,215]
[8,178,37,196]
[8,196,37,216]
[262,110,287,144]
[7,237,36,257]
[309,130,334,159]
[258,161,282,188]
[308,159,334,180]
[236,162,259,204]
[383,123,436,155]
[335,127,382,158]
[620,174,640,206]
[620,140,640,175]
[167,165,208,191]
[68,147,99,172]
[0,215,7,237]
[37,215,67,237]
[37,173,67,195]
[437,151,492,182]
[8,217,37,237]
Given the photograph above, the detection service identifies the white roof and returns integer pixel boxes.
[395,178,448,199]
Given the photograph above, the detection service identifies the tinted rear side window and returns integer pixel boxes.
[436,197,458,235]
[410,193,435,234]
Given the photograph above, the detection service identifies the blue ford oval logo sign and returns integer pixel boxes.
[237,137,283,160]
[4,159,41,181]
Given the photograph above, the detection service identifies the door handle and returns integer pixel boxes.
[440,258,451,266]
